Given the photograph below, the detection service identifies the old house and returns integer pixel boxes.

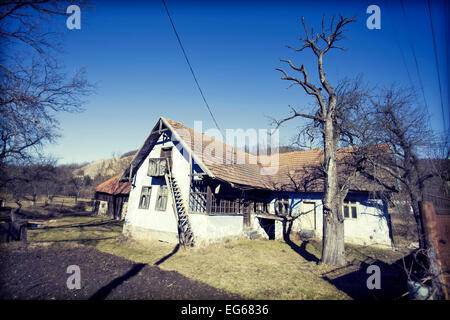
[94,175,132,220]
[120,117,394,248]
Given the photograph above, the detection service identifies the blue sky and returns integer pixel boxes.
[44,0,449,164]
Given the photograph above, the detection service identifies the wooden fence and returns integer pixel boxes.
[2,196,95,209]
[423,193,450,215]
[421,201,450,299]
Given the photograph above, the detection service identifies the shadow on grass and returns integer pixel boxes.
[322,257,410,300]
[89,263,147,300]
[283,221,320,263]
[154,244,180,266]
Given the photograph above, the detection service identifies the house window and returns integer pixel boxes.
[148,158,168,176]
[276,198,290,215]
[343,200,358,219]
[139,186,152,209]
[254,201,269,213]
[160,147,173,169]
[155,185,169,211]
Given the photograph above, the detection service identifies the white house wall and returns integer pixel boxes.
[266,192,393,248]
[123,132,252,245]
[343,198,392,247]
[189,213,244,245]
[123,133,191,243]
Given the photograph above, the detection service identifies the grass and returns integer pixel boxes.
[23,210,411,300]
[28,216,122,245]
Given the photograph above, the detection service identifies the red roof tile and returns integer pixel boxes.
[95,174,132,195]
[122,117,395,193]
[166,119,395,192]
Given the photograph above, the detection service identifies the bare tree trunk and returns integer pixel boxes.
[32,194,37,207]
[321,120,346,265]
[409,190,426,249]
[275,15,356,266]
[10,200,22,223]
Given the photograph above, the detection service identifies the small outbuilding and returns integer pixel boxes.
[94,174,132,220]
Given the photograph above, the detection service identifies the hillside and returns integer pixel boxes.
[73,155,134,179]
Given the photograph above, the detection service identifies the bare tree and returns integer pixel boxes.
[3,157,57,206]
[69,176,84,204]
[0,1,93,168]
[0,1,89,54]
[367,86,440,248]
[0,58,92,164]
[275,15,359,265]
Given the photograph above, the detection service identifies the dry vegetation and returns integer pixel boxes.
[15,203,412,300]
[389,203,420,249]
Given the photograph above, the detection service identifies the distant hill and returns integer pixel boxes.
[73,155,134,179]
[277,146,303,153]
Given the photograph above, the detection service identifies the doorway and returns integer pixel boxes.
[258,218,275,240]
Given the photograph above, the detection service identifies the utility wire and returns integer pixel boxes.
[386,0,415,90]
[400,0,430,114]
[445,0,450,134]
[427,0,447,133]
[161,0,221,132]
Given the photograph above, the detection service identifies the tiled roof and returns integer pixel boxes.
[165,118,395,192]
[166,119,270,189]
[95,174,132,195]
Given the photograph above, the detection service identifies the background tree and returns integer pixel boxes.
[366,86,443,248]
[0,1,92,167]
[363,85,449,299]
[0,0,93,201]
[3,157,57,205]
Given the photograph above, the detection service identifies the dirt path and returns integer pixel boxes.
[0,242,241,300]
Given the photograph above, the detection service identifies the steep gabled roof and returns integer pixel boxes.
[96,174,132,195]
[121,117,215,183]
[121,117,395,193]
[165,118,273,189]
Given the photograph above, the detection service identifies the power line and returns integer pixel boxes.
[386,0,415,90]
[161,0,221,132]
[427,0,447,133]
[400,0,430,114]
[445,0,450,134]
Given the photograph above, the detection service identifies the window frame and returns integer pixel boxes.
[138,186,152,209]
[147,158,168,177]
[276,198,290,215]
[155,185,169,211]
[343,200,358,220]
[160,146,173,169]
[254,200,269,214]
